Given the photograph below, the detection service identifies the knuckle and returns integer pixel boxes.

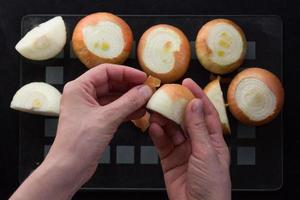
[63,81,77,94]
[187,119,206,133]
[126,91,143,107]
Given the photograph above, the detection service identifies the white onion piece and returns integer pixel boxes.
[147,84,194,125]
[142,27,181,73]
[15,16,66,60]
[10,82,61,116]
[204,79,230,133]
[207,23,243,66]
[82,21,124,59]
[234,78,276,121]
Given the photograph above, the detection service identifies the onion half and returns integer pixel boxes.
[196,19,247,74]
[227,68,284,125]
[137,24,190,83]
[72,12,133,68]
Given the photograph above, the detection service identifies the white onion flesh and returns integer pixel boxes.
[15,16,66,60]
[83,21,124,59]
[146,88,189,124]
[205,80,230,132]
[207,23,243,66]
[234,78,276,121]
[142,27,181,73]
[10,82,61,116]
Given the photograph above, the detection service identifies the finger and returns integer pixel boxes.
[183,78,230,164]
[149,123,174,159]
[98,94,146,120]
[98,94,120,105]
[160,141,191,173]
[150,113,186,146]
[102,85,153,123]
[77,63,147,96]
[185,98,212,152]
[182,78,223,137]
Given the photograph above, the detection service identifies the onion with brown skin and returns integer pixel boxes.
[72,12,133,68]
[196,19,247,74]
[137,24,191,83]
[227,68,284,125]
[146,84,195,125]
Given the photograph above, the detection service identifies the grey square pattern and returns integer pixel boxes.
[99,146,111,164]
[116,146,135,164]
[237,147,256,165]
[237,123,256,139]
[140,146,158,164]
[246,41,256,60]
[55,50,64,58]
[45,66,64,84]
[70,42,77,58]
[44,145,51,157]
[44,118,58,137]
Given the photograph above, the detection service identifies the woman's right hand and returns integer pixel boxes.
[149,78,231,200]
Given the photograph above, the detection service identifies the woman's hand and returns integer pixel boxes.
[10,64,153,200]
[149,78,231,200]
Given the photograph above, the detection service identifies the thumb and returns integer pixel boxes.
[185,98,212,150]
[104,85,153,123]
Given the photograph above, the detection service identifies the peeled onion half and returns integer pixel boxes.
[146,84,195,125]
[10,82,61,116]
[15,16,66,60]
[196,19,247,74]
[204,78,230,134]
[72,12,133,68]
[137,24,191,83]
[227,68,284,125]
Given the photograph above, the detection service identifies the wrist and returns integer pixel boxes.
[36,156,84,198]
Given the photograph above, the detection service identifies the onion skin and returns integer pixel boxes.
[146,84,195,125]
[196,19,247,74]
[227,68,284,125]
[131,76,161,133]
[72,12,133,68]
[137,24,191,83]
[132,112,150,132]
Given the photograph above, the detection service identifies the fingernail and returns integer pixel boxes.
[138,85,152,98]
[191,99,203,114]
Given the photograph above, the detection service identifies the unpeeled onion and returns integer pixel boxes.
[227,68,284,125]
[196,19,247,74]
[72,12,133,68]
[137,24,190,83]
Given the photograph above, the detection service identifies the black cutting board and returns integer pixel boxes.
[18,15,283,191]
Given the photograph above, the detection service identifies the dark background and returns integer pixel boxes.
[0,0,298,199]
